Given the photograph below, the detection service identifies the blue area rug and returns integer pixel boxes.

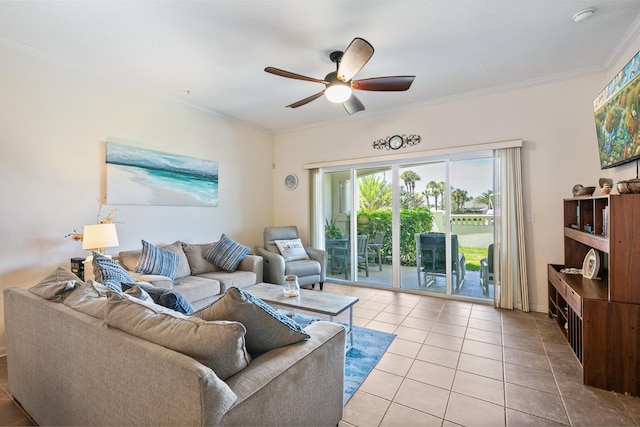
[289,313,396,404]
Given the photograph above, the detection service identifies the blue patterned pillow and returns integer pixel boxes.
[121,282,194,315]
[204,234,250,272]
[92,252,136,292]
[134,240,179,281]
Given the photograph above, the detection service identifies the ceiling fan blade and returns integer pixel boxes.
[337,37,374,82]
[343,94,365,115]
[265,67,328,84]
[352,76,416,91]
[287,91,325,109]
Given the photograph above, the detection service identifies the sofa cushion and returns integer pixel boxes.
[92,252,136,292]
[274,238,310,262]
[285,259,322,278]
[28,267,81,301]
[194,287,310,355]
[197,270,257,293]
[173,275,222,304]
[63,280,109,319]
[182,242,219,275]
[122,282,194,314]
[105,291,250,380]
[204,234,250,272]
[134,240,180,281]
[161,241,192,279]
[117,250,142,271]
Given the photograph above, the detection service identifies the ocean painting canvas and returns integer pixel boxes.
[106,140,218,206]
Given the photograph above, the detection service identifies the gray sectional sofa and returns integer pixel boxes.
[118,240,263,310]
[4,271,346,426]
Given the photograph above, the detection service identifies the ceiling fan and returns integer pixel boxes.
[265,37,415,115]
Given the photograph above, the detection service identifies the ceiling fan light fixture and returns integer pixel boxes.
[325,83,352,103]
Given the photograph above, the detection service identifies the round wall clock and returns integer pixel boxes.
[284,174,298,190]
[389,135,403,150]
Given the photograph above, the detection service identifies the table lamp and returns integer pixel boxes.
[81,223,119,281]
[82,223,120,255]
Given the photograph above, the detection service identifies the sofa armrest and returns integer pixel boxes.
[236,254,263,284]
[304,246,326,282]
[256,247,285,285]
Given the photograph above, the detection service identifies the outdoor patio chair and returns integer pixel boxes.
[327,235,369,279]
[480,244,494,296]
[415,232,466,291]
[367,231,385,271]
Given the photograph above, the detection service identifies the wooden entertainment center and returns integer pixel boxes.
[548,194,640,396]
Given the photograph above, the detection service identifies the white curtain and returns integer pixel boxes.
[493,147,529,311]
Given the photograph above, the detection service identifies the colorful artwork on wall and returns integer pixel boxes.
[105,139,218,206]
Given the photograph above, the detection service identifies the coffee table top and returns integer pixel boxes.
[245,282,359,317]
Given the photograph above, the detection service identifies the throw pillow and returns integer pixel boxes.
[92,252,136,292]
[204,234,250,272]
[104,291,250,380]
[63,280,110,319]
[182,242,218,275]
[134,240,180,281]
[194,287,310,355]
[28,266,81,301]
[274,238,310,261]
[160,241,191,279]
[122,282,194,315]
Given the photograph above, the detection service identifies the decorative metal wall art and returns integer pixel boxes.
[372,134,421,150]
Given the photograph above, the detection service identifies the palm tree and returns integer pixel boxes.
[451,188,470,213]
[425,180,445,210]
[476,190,494,211]
[400,170,421,208]
[400,189,425,209]
[359,175,392,210]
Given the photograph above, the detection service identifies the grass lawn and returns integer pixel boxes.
[461,246,486,271]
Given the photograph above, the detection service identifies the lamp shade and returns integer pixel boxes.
[81,223,119,253]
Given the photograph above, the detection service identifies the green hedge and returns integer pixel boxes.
[356,206,433,266]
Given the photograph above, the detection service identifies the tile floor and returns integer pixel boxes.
[323,283,640,427]
[1,282,640,426]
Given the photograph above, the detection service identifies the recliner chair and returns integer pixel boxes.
[256,226,326,290]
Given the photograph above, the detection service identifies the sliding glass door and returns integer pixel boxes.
[320,152,494,301]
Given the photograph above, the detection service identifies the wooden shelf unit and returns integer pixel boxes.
[549,194,640,396]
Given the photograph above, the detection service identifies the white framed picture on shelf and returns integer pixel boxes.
[582,248,600,279]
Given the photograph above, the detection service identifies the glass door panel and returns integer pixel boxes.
[450,157,494,300]
[399,161,447,293]
[324,170,350,282]
[355,166,392,286]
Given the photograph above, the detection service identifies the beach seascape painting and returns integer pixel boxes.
[106,140,218,206]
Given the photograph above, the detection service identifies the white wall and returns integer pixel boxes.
[273,72,612,313]
[0,46,274,350]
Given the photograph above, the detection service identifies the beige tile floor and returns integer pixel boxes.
[1,282,640,426]
[322,283,640,427]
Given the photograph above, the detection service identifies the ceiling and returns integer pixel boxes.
[2,1,640,134]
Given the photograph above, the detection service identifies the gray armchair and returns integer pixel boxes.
[256,226,326,290]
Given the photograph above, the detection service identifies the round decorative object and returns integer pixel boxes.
[389,135,403,150]
[582,248,600,279]
[572,184,584,196]
[284,174,298,190]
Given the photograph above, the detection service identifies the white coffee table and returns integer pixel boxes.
[245,283,359,350]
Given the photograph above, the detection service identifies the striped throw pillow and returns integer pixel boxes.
[204,234,250,272]
[134,240,179,281]
[92,252,136,292]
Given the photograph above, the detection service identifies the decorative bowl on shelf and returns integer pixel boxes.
[572,184,596,197]
[616,178,640,194]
